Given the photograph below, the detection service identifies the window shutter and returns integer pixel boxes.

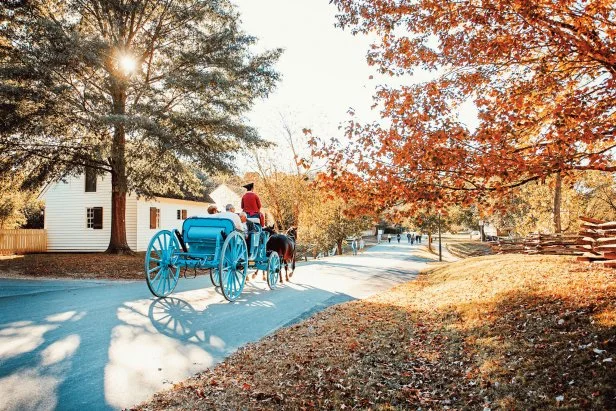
[93,207,103,229]
[150,207,157,229]
[176,210,181,220]
[182,209,187,220]
[85,168,97,192]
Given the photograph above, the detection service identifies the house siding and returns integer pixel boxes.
[43,174,113,252]
[126,195,138,250]
[43,175,208,252]
[135,197,209,251]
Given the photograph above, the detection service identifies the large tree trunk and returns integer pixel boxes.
[337,240,343,256]
[553,171,562,234]
[106,82,132,254]
[427,233,433,252]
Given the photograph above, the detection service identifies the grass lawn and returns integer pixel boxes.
[446,241,494,258]
[135,254,615,410]
[0,252,145,280]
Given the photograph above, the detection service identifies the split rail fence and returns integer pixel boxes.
[496,233,581,255]
[576,217,616,268]
[0,229,47,255]
[493,216,616,269]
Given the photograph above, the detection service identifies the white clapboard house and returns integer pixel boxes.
[41,170,211,252]
[208,183,244,211]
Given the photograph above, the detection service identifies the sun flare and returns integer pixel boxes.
[118,54,137,74]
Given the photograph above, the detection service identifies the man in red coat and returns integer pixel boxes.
[241,182,265,226]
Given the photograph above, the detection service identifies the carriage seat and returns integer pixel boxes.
[183,216,238,242]
[247,217,261,225]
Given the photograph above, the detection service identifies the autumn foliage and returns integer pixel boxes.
[310,0,616,214]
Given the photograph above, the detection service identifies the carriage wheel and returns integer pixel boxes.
[210,267,221,287]
[266,252,281,290]
[145,230,181,298]
[219,231,248,302]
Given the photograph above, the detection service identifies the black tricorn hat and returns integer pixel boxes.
[242,182,254,190]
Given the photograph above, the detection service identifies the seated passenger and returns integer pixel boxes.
[197,204,242,232]
[219,203,243,232]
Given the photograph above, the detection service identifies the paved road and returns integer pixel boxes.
[0,241,436,410]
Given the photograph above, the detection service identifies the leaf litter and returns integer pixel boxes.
[128,254,615,409]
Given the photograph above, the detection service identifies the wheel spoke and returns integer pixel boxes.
[148,265,161,275]
[161,274,167,295]
[226,269,234,293]
[151,270,162,284]
[156,269,165,293]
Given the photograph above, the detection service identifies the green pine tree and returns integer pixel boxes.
[0,0,281,253]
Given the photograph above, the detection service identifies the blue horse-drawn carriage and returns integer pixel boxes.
[144,216,281,301]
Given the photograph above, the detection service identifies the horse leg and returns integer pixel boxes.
[288,253,296,279]
[285,260,290,282]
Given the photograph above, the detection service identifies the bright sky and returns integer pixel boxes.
[231,0,478,172]
[231,0,378,164]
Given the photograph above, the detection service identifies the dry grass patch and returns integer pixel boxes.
[446,241,493,258]
[136,254,615,410]
[0,252,145,280]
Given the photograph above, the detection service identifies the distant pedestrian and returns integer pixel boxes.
[397,233,401,243]
[351,238,357,255]
[359,237,365,253]
[407,233,411,243]
[416,234,421,244]
[411,234,415,245]
[377,233,382,243]
[387,234,392,243]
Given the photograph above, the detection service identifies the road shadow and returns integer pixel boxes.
[0,275,361,410]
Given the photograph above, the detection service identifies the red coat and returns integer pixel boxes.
[241,192,261,214]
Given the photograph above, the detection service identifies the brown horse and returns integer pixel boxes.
[265,227,297,283]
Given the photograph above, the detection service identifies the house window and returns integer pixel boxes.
[86,207,103,229]
[177,209,187,220]
[85,168,97,192]
[150,207,160,229]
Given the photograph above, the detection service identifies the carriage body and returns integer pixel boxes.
[144,216,281,301]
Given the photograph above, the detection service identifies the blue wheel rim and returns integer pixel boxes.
[145,230,180,297]
[211,267,221,287]
[267,253,280,289]
[220,232,247,301]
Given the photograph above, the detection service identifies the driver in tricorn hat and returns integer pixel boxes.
[241,182,265,226]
